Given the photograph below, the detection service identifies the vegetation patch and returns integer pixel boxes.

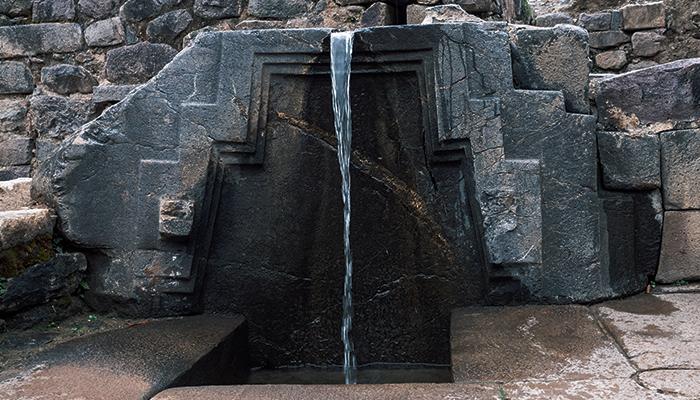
[0,233,57,278]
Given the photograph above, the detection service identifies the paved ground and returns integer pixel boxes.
[3,287,700,399]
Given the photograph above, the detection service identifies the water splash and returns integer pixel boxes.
[331,30,357,385]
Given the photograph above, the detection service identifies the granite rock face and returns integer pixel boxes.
[510,24,590,114]
[41,64,98,94]
[104,41,178,84]
[34,23,621,368]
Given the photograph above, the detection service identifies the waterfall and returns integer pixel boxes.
[331,30,357,385]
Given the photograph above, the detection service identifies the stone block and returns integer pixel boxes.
[621,1,665,31]
[406,4,426,25]
[233,20,283,30]
[596,59,700,129]
[30,95,97,139]
[119,0,176,22]
[35,138,58,162]
[105,41,178,84]
[449,0,492,13]
[660,129,700,210]
[626,60,659,71]
[417,0,439,4]
[0,316,249,399]
[588,30,630,49]
[535,12,573,27]
[451,305,634,382]
[193,0,241,19]
[0,165,30,180]
[0,100,27,133]
[0,253,87,314]
[0,61,33,94]
[78,0,119,19]
[85,17,125,47]
[182,26,218,47]
[248,0,308,18]
[147,9,192,42]
[0,177,32,212]
[0,0,32,16]
[422,4,483,24]
[32,0,74,21]
[0,23,82,58]
[0,209,55,251]
[159,199,194,238]
[41,64,98,94]
[361,2,395,27]
[632,31,664,57]
[92,84,140,103]
[597,131,660,190]
[0,136,32,166]
[596,50,627,70]
[510,24,590,114]
[577,12,611,31]
[639,370,700,398]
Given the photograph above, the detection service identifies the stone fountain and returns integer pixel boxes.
[33,23,659,370]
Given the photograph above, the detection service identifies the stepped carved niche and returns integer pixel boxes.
[36,24,627,367]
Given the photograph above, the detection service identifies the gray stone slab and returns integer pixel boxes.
[451,305,634,382]
[119,0,176,22]
[0,136,32,166]
[578,12,611,31]
[596,50,627,70]
[104,41,178,84]
[0,0,32,16]
[0,100,27,133]
[85,17,125,47]
[152,383,501,400]
[660,129,700,210]
[91,84,141,103]
[30,95,97,139]
[32,0,75,22]
[0,209,55,251]
[248,0,309,18]
[535,12,573,27]
[41,64,98,95]
[632,31,664,57]
[596,59,700,130]
[0,23,82,58]
[593,293,700,370]
[450,0,491,12]
[0,62,33,94]
[502,378,682,400]
[361,2,395,27]
[194,0,241,19]
[0,165,30,180]
[510,24,590,114]
[639,369,700,398]
[597,131,660,190]
[422,4,483,24]
[621,1,666,31]
[0,316,249,400]
[78,0,119,19]
[589,30,631,49]
[657,211,700,283]
[147,9,193,42]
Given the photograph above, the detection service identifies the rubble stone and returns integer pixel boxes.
[92,84,140,103]
[0,23,82,58]
[596,50,627,70]
[85,17,125,47]
[0,136,32,166]
[78,0,119,19]
[0,62,33,94]
[632,31,664,57]
[577,12,611,31]
[621,1,666,31]
[32,0,75,22]
[535,12,573,27]
[104,41,178,84]
[0,209,55,251]
[120,0,176,22]
[41,64,98,95]
[248,0,308,18]
[422,4,483,24]
[361,1,395,27]
[0,100,26,133]
[193,0,241,19]
[147,9,192,42]
[588,30,630,49]
[0,0,32,16]
[30,95,96,139]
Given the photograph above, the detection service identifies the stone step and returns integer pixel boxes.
[151,383,501,400]
[0,315,249,400]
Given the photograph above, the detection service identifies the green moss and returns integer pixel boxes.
[0,233,57,279]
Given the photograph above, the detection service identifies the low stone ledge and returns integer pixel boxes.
[0,209,55,251]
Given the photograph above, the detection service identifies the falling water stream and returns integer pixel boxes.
[331,31,357,385]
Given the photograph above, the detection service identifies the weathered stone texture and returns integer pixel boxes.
[0,136,32,166]
[0,177,32,211]
[0,23,82,58]
[248,0,309,18]
[597,131,660,190]
[406,4,426,25]
[588,30,630,49]
[578,12,611,31]
[119,0,176,22]
[449,0,491,12]
[535,12,573,27]
[85,17,125,47]
[620,1,666,31]
[639,370,700,398]
[422,4,483,24]
[0,100,27,133]
[510,24,590,114]
[41,64,98,94]
[104,41,178,84]
[32,0,75,22]
[596,50,627,70]
[182,26,218,47]
[30,95,97,139]
[0,165,30,180]
[193,0,241,19]
[632,31,664,57]
[361,2,395,27]
[0,62,33,94]
[147,9,192,42]
[159,199,194,238]
[78,0,119,19]
[0,209,55,251]
[92,84,140,103]
[596,59,700,129]
[0,253,87,314]
[660,129,700,210]
[0,0,32,16]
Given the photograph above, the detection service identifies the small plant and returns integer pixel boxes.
[0,277,7,296]
[48,321,58,329]
[52,237,64,254]
[650,281,656,288]
[346,16,356,23]
[88,315,97,322]
[499,385,509,400]
[76,274,90,298]
[521,0,532,22]
[672,280,689,286]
